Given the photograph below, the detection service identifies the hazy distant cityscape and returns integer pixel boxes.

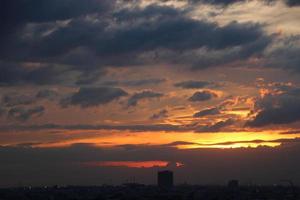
[0,171,299,200]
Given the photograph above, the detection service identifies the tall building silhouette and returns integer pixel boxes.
[157,170,173,188]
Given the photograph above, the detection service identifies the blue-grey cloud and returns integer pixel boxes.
[265,36,300,72]
[189,90,217,102]
[127,91,164,107]
[0,0,114,39]
[246,85,300,127]
[75,70,107,85]
[0,3,273,86]
[2,93,36,107]
[36,89,59,101]
[7,106,45,122]
[150,109,169,120]
[61,87,128,108]
[1,89,60,109]
[286,0,300,6]
[193,107,220,118]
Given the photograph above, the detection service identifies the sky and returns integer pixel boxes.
[1,0,300,187]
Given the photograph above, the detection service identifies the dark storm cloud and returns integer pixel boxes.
[0,0,113,22]
[193,107,220,118]
[7,106,45,122]
[265,36,300,72]
[174,80,211,89]
[0,0,114,38]
[127,91,164,107]
[0,0,114,86]
[246,85,300,127]
[39,10,267,64]
[2,0,299,94]
[150,109,169,120]
[0,2,273,86]
[61,87,128,108]
[189,90,217,102]
[0,0,114,72]
[116,17,265,54]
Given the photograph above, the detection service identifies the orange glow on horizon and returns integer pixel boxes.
[84,161,170,168]
[28,129,299,150]
[177,142,281,149]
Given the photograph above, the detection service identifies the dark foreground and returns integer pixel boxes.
[0,184,299,200]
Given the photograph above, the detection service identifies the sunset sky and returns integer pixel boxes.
[1,0,300,187]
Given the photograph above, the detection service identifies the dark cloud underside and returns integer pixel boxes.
[189,90,217,102]
[127,91,164,107]
[0,2,273,86]
[61,87,128,108]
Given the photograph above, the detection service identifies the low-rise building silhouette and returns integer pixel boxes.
[157,170,173,188]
